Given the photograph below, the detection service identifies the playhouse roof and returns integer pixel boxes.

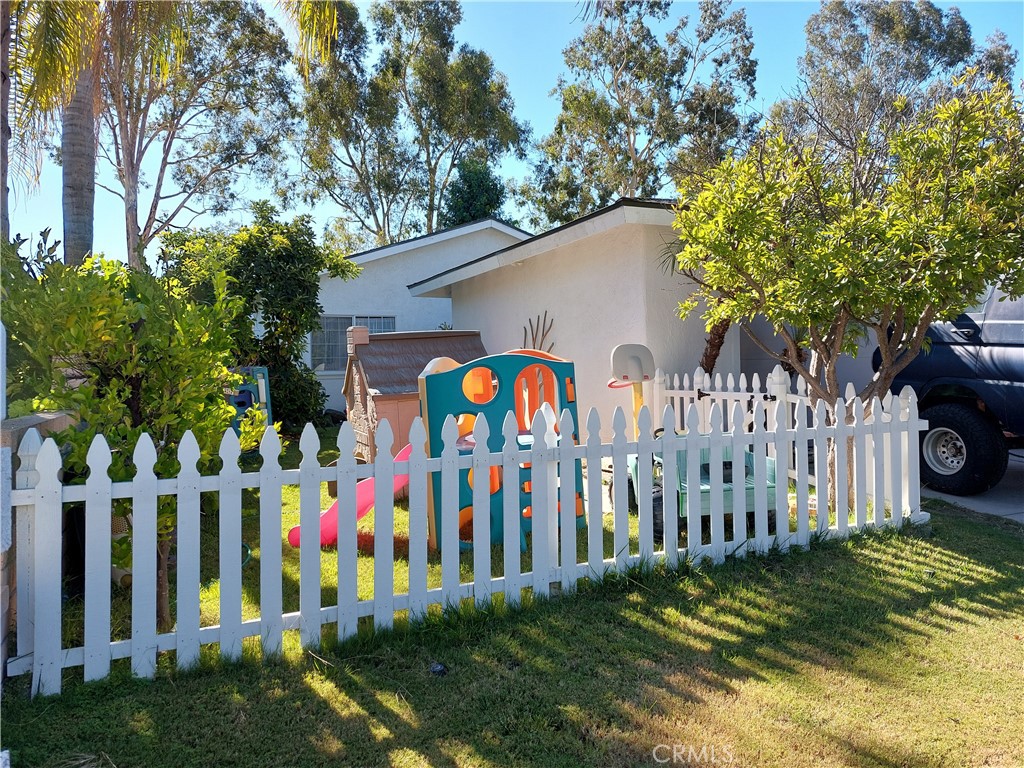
[408,198,674,298]
[343,329,489,397]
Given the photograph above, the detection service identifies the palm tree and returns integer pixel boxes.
[2,0,99,246]
[3,0,340,258]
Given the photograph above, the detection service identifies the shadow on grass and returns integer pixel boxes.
[4,500,1023,768]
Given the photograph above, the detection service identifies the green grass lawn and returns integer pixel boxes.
[3,496,1022,768]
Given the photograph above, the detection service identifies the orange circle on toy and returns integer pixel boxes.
[467,465,502,494]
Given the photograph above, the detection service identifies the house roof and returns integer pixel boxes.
[343,329,488,397]
[408,198,675,298]
[345,217,532,267]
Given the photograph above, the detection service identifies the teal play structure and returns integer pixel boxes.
[228,366,272,432]
[418,350,586,552]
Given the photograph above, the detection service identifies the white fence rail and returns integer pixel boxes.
[6,387,928,696]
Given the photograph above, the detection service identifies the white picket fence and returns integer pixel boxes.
[6,383,928,696]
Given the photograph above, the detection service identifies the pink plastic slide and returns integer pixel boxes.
[287,444,413,548]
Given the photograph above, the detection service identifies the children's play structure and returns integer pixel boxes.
[287,444,413,548]
[290,344,587,553]
[228,366,272,432]
[418,349,586,551]
[342,326,487,462]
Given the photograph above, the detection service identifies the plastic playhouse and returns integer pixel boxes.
[418,349,587,552]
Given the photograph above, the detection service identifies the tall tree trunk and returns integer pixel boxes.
[62,66,96,265]
[124,173,143,269]
[699,319,732,373]
[1,0,11,245]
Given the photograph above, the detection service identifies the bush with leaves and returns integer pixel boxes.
[159,201,360,430]
[2,243,242,630]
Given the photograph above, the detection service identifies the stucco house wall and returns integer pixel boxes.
[417,200,732,440]
[449,224,651,437]
[305,220,528,410]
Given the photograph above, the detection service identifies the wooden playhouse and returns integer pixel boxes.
[342,326,488,462]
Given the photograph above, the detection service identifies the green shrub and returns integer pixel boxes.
[2,243,242,629]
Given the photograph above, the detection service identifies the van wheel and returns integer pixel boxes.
[920,404,1007,495]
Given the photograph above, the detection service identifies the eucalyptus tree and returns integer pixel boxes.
[299,1,423,248]
[370,0,527,235]
[97,0,294,269]
[521,0,757,228]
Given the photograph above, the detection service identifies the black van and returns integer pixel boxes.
[884,289,1023,495]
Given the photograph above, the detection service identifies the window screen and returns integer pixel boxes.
[310,315,396,371]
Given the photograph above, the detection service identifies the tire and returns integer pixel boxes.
[651,486,665,548]
[920,403,1008,495]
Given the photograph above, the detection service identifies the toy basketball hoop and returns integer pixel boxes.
[608,344,655,438]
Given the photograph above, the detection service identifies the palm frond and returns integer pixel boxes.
[283,0,338,74]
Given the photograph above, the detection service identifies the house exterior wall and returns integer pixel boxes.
[639,225,741,385]
[451,224,667,440]
[310,227,525,411]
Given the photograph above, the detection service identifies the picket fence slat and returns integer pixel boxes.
[471,416,492,608]
[8,366,931,696]
[298,424,322,648]
[531,410,553,598]
[636,408,655,562]
[336,423,360,640]
[84,436,113,682]
[176,433,203,670]
[558,409,579,592]
[440,416,461,609]
[684,406,703,563]
[501,413,522,607]
[15,430,42,666]
[661,405,680,567]
[407,419,430,623]
[219,430,244,662]
[32,439,63,696]
[584,409,605,579]
[259,428,284,657]
[611,408,629,570]
[373,421,396,630]
[729,402,748,554]
[130,436,158,681]
[708,403,726,564]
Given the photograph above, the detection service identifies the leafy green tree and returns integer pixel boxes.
[370,0,528,235]
[673,73,1024,413]
[780,0,1017,202]
[159,202,361,429]
[521,0,756,228]
[438,155,507,228]
[298,0,422,249]
[2,244,241,631]
[698,0,1017,375]
[97,1,294,269]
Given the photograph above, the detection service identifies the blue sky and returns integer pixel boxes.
[11,0,1023,264]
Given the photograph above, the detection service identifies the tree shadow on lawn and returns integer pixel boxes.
[4,504,1022,768]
